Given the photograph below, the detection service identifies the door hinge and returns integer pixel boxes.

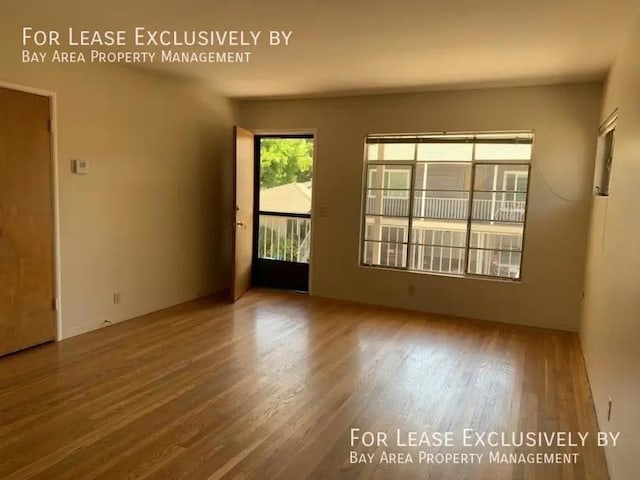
[52,298,57,311]
[47,118,52,132]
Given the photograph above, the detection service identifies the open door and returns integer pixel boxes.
[231,126,255,302]
[0,87,56,356]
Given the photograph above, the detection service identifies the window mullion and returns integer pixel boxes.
[405,144,418,270]
[464,144,477,274]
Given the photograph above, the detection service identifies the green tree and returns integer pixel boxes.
[260,138,313,189]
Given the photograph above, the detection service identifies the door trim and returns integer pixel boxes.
[231,126,256,302]
[0,80,61,341]
[253,132,316,293]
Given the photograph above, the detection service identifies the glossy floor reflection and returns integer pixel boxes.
[0,289,607,479]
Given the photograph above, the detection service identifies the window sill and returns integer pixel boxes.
[358,264,522,283]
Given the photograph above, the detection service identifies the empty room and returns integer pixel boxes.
[1,1,639,479]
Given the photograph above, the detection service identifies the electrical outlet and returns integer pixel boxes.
[607,397,613,421]
[113,292,120,305]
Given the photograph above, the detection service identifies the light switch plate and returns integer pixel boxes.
[71,159,89,174]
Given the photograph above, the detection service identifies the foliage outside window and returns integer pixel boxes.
[260,138,313,189]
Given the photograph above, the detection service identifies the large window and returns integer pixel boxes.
[361,132,533,280]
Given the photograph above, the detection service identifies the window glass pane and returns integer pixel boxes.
[363,218,409,242]
[363,241,374,264]
[474,164,529,192]
[368,143,415,161]
[367,166,379,187]
[366,191,410,216]
[417,143,473,161]
[469,222,523,251]
[411,227,467,248]
[410,245,466,274]
[468,249,522,279]
[471,192,527,222]
[382,225,407,242]
[475,143,532,160]
[386,170,411,190]
[413,191,469,219]
[363,225,374,264]
[410,225,467,274]
[380,243,407,267]
[362,241,407,268]
[415,163,471,190]
[366,165,412,189]
[367,144,380,161]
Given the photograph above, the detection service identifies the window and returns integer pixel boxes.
[595,110,617,197]
[360,132,533,280]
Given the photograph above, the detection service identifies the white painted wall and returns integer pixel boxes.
[581,14,640,480]
[0,25,235,338]
[240,83,602,331]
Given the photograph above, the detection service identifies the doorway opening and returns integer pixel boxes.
[252,135,314,292]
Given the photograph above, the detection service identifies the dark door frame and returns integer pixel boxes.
[252,134,314,292]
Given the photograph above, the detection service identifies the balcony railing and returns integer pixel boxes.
[366,195,526,222]
[258,214,311,263]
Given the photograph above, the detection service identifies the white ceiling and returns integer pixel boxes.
[3,0,639,98]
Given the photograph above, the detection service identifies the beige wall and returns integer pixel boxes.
[581,15,640,480]
[240,83,602,331]
[0,26,235,338]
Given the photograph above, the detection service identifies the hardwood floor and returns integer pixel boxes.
[0,289,608,479]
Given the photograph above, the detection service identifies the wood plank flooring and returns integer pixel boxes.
[0,289,608,479]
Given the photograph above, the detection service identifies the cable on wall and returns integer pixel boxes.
[530,162,592,204]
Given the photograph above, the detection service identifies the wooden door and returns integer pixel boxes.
[230,126,254,302]
[0,87,55,356]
